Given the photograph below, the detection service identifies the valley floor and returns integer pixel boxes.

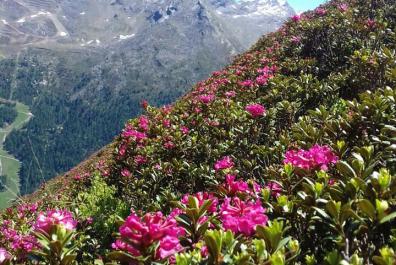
[0,100,32,209]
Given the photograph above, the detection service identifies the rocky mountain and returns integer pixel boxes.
[0,0,293,54]
[0,0,294,196]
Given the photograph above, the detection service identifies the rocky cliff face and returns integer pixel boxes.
[0,0,294,53]
[0,0,294,195]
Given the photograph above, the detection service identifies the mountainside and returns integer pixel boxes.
[1,0,396,264]
[0,0,294,198]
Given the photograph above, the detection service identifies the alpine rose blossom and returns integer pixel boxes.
[180,126,189,135]
[35,210,77,233]
[265,182,282,197]
[284,144,338,171]
[245,104,266,118]
[122,127,147,143]
[198,94,215,104]
[138,116,150,131]
[214,156,234,171]
[112,211,184,260]
[223,175,250,196]
[315,7,327,16]
[220,197,268,236]
[291,14,301,22]
[0,248,11,264]
[121,168,131,178]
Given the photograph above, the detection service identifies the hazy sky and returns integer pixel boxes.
[288,0,327,13]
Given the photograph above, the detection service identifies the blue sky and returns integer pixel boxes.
[287,0,327,13]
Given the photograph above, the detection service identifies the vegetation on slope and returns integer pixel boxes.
[0,101,32,208]
[1,0,396,264]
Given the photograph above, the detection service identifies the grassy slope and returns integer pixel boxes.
[0,102,31,208]
[22,0,396,209]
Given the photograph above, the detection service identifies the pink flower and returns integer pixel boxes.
[315,7,327,16]
[284,144,339,171]
[328,179,336,186]
[163,119,171,128]
[225,91,236,98]
[121,169,131,178]
[122,126,147,143]
[157,235,183,259]
[223,175,250,196]
[180,126,189,135]
[366,19,376,29]
[265,182,282,197]
[245,104,266,118]
[198,94,215,104]
[256,75,269,85]
[291,14,301,22]
[164,141,176,150]
[291,36,301,44]
[220,197,268,236]
[0,248,11,264]
[239,80,254,88]
[214,156,234,171]
[35,210,77,233]
[118,144,127,156]
[113,212,184,260]
[338,3,348,12]
[141,100,149,109]
[134,155,147,166]
[200,245,209,257]
[138,116,150,131]
[181,192,219,213]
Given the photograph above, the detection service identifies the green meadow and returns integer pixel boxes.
[0,101,32,208]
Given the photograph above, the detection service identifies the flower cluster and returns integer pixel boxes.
[112,211,185,260]
[214,156,235,171]
[284,144,339,171]
[34,210,77,233]
[223,174,261,197]
[220,197,268,236]
[245,104,266,118]
[0,248,11,264]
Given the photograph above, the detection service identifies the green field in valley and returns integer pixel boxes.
[0,101,32,208]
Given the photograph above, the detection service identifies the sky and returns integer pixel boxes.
[287,0,327,13]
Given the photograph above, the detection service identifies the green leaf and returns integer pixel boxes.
[379,211,396,224]
[357,199,376,220]
[337,161,357,179]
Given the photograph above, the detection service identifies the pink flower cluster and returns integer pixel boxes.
[214,156,235,171]
[138,116,150,131]
[315,7,327,16]
[223,175,260,197]
[0,248,11,264]
[198,94,216,104]
[220,197,268,236]
[113,211,185,260]
[34,210,77,233]
[122,126,147,143]
[0,226,37,254]
[245,104,266,118]
[284,144,338,171]
[291,14,302,22]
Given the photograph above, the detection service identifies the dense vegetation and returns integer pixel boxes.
[1,0,396,264]
[0,102,17,128]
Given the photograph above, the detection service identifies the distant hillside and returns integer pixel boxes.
[0,0,395,264]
